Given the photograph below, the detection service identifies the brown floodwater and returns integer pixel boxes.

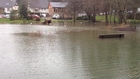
[0,23,140,79]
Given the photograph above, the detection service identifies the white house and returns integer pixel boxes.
[0,0,49,15]
[0,0,16,14]
[28,0,49,16]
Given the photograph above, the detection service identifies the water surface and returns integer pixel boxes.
[0,24,140,79]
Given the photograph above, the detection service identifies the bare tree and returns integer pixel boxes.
[98,0,111,24]
[81,0,99,22]
[112,0,117,24]
[66,0,82,23]
[115,0,129,24]
[129,0,140,23]
[96,0,139,24]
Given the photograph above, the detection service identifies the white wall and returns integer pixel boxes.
[138,8,140,12]
[4,8,12,14]
[4,6,18,14]
[29,8,49,14]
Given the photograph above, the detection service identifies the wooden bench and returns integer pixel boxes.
[99,33,124,38]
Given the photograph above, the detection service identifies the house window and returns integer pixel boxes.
[54,8,58,12]
[6,3,9,6]
[35,8,39,11]
[58,8,60,12]
[58,8,63,12]
[7,8,10,11]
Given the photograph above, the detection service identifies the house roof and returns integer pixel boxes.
[50,2,68,8]
[0,0,16,8]
[29,0,49,9]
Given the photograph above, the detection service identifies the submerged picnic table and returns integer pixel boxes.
[99,33,124,38]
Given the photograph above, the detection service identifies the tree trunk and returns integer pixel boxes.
[118,10,123,24]
[113,12,116,24]
[105,11,108,25]
[73,2,76,24]
[92,6,96,22]
[109,3,112,24]
[123,4,127,24]
[87,14,91,20]
[133,12,136,23]
[109,12,112,24]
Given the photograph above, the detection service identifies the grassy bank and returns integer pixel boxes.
[0,18,11,23]
[0,16,140,24]
[96,15,140,24]
[127,19,140,24]
[96,15,119,22]
[0,18,44,24]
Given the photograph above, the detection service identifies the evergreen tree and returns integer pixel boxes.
[19,1,28,19]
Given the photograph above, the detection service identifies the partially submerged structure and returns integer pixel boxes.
[99,33,124,38]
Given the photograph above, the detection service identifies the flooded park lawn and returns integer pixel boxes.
[0,23,140,79]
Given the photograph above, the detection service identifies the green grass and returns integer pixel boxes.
[96,15,140,23]
[0,18,11,23]
[0,18,44,24]
[96,15,118,22]
[127,19,140,23]
[0,18,26,24]
[0,16,119,24]
[52,19,91,22]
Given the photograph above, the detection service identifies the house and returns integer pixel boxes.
[0,0,16,14]
[28,0,49,17]
[48,2,69,18]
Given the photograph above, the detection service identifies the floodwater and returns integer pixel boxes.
[0,23,140,79]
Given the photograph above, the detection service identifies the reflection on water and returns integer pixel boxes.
[0,24,140,79]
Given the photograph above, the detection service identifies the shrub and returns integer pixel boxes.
[10,10,19,20]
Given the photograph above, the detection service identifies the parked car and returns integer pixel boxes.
[0,14,4,18]
[4,14,10,18]
[31,14,40,21]
[0,15,3,18]
[0,14,10,18]
[52,14,60,19]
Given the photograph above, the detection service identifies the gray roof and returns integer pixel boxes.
[50,2,68,8]
[0,0,16,8]
[29,0,49,9]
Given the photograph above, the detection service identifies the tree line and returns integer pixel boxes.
[64,0,140,24]
[15,0,140,24]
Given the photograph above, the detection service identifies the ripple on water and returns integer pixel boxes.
[0,24,140,79]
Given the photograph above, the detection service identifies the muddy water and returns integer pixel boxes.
[0,24,140,79]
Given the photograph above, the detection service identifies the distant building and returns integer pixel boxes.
[0,0,16,14]
[28,0,49,16]
[48,2,69,18]
[0,0,52,18]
